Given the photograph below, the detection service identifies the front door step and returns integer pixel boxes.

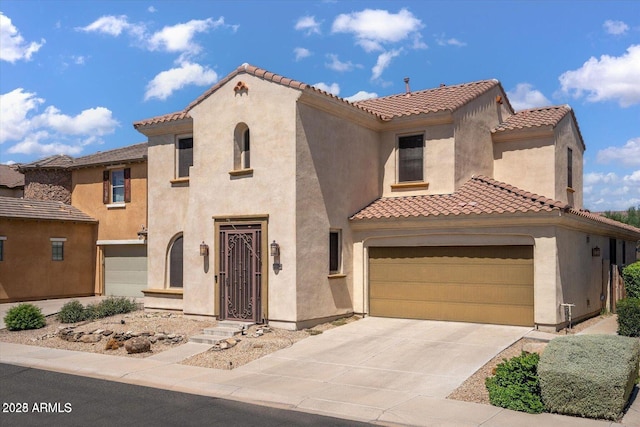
[189,320,249,345]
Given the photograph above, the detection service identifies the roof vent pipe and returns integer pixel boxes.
[404,77,411,95]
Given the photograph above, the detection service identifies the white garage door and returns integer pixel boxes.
[104,245,147,298]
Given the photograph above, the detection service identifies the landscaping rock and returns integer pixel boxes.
[104,338,122,350]
[125,337,151,354]
[80,334,101,343]
[522,342,547,355]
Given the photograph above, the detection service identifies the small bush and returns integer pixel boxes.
[617,297,640,337]
[4,303,46,331]
[485,351,544,414]
[538,335,640,420]
[93,297,137,318]
[57,300,88,323]
[57,297,137,323]
[623,262,640,298]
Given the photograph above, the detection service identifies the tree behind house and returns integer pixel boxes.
[603,206,640,228]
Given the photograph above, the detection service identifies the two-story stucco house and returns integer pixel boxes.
[134,64,640,331]
[1,143,148,303]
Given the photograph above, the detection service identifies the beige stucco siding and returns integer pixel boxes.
[0,219,97,302]
[554,115,584,209]
[453,87,510,189]
[493,136,556,199]
[294,101,380,324]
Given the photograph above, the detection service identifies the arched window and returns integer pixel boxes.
[168,235,183,288]
[234,123,250,170]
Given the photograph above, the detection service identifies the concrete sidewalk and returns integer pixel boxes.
[0,303,637,426]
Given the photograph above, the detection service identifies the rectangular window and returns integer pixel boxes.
[51,241,64,261]
[111,169,125,203]
[243,129,250,169]
[0,237,5,261]
[567,147,573,188]
[178,137,194,177]
[329,230,341,274]
[103,168,130,204]
[398,134,424,182]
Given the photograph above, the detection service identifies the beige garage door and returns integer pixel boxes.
[104,245,147,298]
[369,246,533,326]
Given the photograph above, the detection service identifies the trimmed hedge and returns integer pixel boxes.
[538,335,640,420]
[57,297,137,323]
[4,303,46,331]
[623,262,640,298]
[617,297,640,337]
[485,351,544,413]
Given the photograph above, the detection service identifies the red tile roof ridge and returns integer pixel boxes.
[471,175,570,209]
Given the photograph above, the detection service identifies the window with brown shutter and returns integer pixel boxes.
[103,171,110,204]
[124,168,131,202]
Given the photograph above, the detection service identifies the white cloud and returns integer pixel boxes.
[584,171,618,186]
[295,16,321,35]
[371,49,402,81]
[624,170,640,184]
[145,61,218,101]
[0,88,118,156]
[583,168,640,211]
[148,6,157,13]
[603,19,629,35]
[294,47,311,61]
[326,54,357,72]
[77,15,141,37]
[313,82,340,95]
[0,12,45,63]
[332,8,423,53]
[507,83,551,110]
[597,138,640,166]
[558,45,640,107]
[345,91,378,102]
[435,34,466,47]
[148,17,224,55]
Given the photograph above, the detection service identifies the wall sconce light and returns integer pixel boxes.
[200,241,209,257]
[592,246,601,257]
[270,240,280,257]
[137,225,147,240]
[270,240,282,271]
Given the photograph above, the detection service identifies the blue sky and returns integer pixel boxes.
[1,1,638,211]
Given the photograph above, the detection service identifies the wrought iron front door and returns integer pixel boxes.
[219,224,262,322]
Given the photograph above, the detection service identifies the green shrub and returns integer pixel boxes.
[485,351,544,414]
[538,335,640,420]
[57,300,88,323]
[617,297,640,337]
[4,303,46,331]
[623,262,640,298]
[93,296,137,318]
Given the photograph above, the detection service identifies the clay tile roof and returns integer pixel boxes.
[0,165,24,188]
[0,196,97,223]
[18,154,74,170]
[71,142,147,168]
[133,110,192,128]
[350,176,640,235]
[353,80,501,120]
[351,175,567,221]
[493,105,571,132]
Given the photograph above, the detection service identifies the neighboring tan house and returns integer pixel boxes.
[0,165,24,198]
[13,142,148,300]
[0,196,97,302]
[134,64,640,331]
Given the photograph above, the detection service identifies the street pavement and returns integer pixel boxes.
[0,297,638,427]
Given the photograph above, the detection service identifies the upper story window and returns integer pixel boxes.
[169,234,184,288]
[233,123,251,172]
[329,230,342,274]
[0,236,5,261]
[567,147,573,189]
[177,137,194,178]
[398,134,424,182]
[103,168,130,205]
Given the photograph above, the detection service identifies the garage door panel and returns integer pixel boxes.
[104,245,147,298]
[369,246,534,326]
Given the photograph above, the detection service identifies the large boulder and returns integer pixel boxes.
[125,337,151,354]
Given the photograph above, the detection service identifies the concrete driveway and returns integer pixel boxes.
[226,316,531,419]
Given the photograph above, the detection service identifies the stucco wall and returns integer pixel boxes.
[493,136,556,198]
[554,115,584,209]
[0,219,97,302]
[294,100,380,324]
[71,162,148,241]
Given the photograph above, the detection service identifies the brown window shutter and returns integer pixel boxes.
[124,168,131,202]
[103,171,110,204]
